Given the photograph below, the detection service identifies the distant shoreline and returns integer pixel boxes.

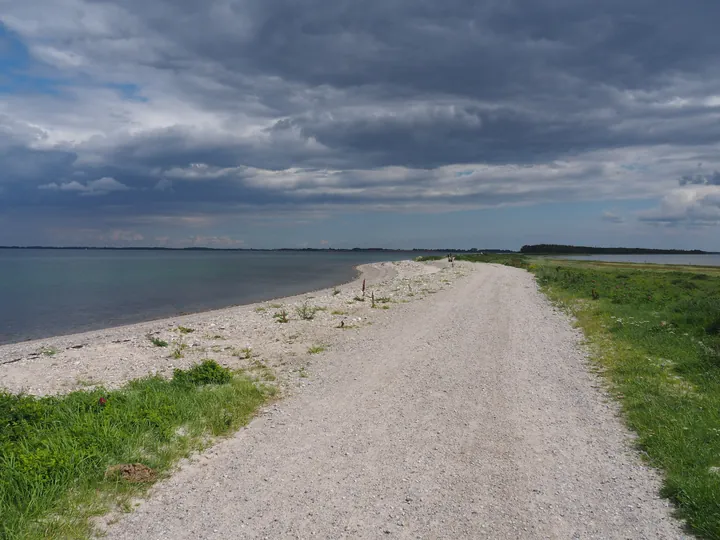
[0,246,514,253]
[1,245,716,254]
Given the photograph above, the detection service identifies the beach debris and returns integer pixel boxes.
[104,463,157,483]
[362,279,366,297]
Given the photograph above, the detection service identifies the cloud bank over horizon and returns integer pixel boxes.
[2,0,720,249]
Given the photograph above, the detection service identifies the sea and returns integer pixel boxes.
[0,249,421,345]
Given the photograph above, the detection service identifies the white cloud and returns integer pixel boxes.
[638,186,720,225]
[39,177,130,196]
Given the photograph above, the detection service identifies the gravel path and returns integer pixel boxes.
[107,263,685,539]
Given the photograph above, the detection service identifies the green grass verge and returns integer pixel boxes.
[523,260,720,537]
[416,253,531,268]
[0,360,273,539]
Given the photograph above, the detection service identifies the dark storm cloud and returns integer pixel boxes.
[2,0,720,242]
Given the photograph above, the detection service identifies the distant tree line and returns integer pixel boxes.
[520,244,709,255]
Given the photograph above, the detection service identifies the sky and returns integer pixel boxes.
[1,1,720,250]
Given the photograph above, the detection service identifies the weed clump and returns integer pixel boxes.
[172,360,232,386]
[149,336,168,347]
[273,309,289,323]
[171,343,188,359]
[296,303,319,320]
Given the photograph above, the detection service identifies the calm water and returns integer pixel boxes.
[553,254,720,266]
[0,250,416,344]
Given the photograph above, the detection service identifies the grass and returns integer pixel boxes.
[307,345,326,354]
[507,258,720,538]
[171,343,188,359]
[0,360,271,539]
[273,309,289,323]
[416,253,532,269]
[148,336,168,348]
[295,303,320,321]
[40,347,58,357]
[176,326,194,335]
[331,310,348,316]
[234,347,253,359]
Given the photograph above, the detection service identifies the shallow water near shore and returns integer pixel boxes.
[0,249,416,344]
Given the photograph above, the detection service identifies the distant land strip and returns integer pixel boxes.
[520,244,715,255]
[0,245,715,255]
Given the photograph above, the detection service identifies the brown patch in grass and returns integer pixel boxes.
[104,463,157,483]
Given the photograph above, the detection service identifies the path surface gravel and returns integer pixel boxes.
[107,263,685,539]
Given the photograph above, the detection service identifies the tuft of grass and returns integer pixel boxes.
[171,359,231,386]
[40,347,58,357]
[331,310,347,316]
[171,343,188,359]
[295,303,320,321]
[352,296,365,302]
[176,326,194,335]
[307,345,326,354]
[148,336,168,348]
[234,347,253,360]
[254,307,267,313]
[0,361,270,539]
[498,258,720,538]
[269,303,283,309]
[273,309,289,323]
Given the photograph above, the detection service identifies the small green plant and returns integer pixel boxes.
[296,303,319,320]
[171,343,188,359]
[254,307,267,313]
[176,326,194,334]
[353,296,365,302]
[298,367,309,378]
[332,288,341,296]
[172,360,232,386]
[149,336,168,347]
[273,309,289,323]
[307,345,326,354]
[236,346,253,359]
[40,346,58,356]
[269,303,283,309]
[331,310,347,315]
